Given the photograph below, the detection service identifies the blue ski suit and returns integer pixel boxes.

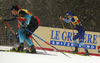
[63,11,87,50]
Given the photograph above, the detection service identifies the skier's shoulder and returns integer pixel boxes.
[71,16,79,22]
[72,16,79,19]
[18,9,27,16]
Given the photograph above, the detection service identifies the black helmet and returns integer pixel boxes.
[11,5,19,11]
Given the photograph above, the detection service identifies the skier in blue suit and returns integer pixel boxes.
[60,11,90,55]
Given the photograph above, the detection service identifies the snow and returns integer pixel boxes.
[0,46,100,63]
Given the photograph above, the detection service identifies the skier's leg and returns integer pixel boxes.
[73,40,78,47]
[79,32,87,50]
[25,17,38,53]
[25,26,38,53]
[18,29,25,44]
[79,41,89,55]
[25,37,36,53]
[25,37,33,46]
[79,33,90,55]
[79,42,87,50]
[73,33,80,46]
[72,33,80,53]
[11,29,25,51]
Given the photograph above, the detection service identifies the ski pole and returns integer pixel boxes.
[31,36,47,53]
[5,21,15,35]
[17,20,20,30]
[25,29,71,58]
[60,17,73,51]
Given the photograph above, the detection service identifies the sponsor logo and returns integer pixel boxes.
[50,30,99,50]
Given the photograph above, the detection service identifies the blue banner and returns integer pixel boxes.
[50,40,96,49]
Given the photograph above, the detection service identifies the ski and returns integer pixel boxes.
[0,49,57,56]
[65,52,91,57]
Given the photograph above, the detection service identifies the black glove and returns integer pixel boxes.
[4,19,7,21]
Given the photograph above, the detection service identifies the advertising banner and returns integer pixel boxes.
[33,26,100,54]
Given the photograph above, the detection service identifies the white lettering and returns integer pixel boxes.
[91,45,94,49]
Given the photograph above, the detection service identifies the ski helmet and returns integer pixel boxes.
[66,11,74,16]
[11,5,21,11]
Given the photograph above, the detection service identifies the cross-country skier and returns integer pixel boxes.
[59,11,90,55]
[4,5,40,53]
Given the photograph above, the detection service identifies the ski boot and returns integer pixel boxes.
[71,46,78,54]
[26,45,36,53]
[10,43,24,52]
[85,50,90,56]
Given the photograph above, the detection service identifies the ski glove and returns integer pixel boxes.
[4,19,7,21]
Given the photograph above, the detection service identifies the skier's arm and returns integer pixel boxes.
[4,18,17,21]
[60,17,75,23]
[18,17,26,21]
[63,19,71,23]
[24,14,31,25]
[4,15,18,21]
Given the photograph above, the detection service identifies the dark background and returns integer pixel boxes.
[0,0,100,45]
